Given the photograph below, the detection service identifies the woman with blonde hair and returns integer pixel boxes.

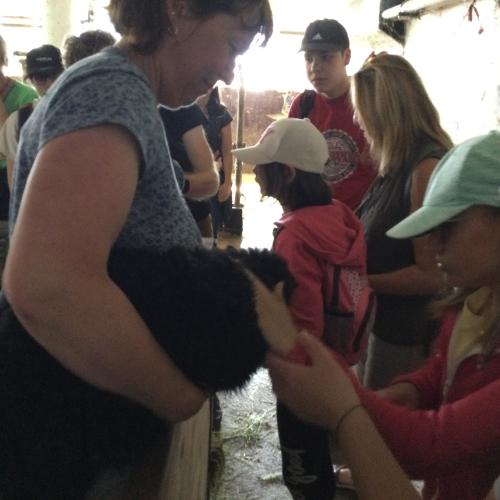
[354,53,453,389]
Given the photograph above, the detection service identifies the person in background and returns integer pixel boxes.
[354,53,453,389]
[197,86,234,243]
[0,35,39,276]
[62,29,116,68]
[233,117,373,500]
[0,44,64,190]
[0,0,272,498]
[159,103,219,238]
[0,34,38,127]
[268,131,500,500]
[0,32,116,208]
[288,19,376,211]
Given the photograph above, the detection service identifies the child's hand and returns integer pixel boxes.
[246,270,298,356]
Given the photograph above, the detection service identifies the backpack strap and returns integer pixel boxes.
[325,265,341,311]
[353,290,375,352]
[298,90,316,118]
[16,103,34,141]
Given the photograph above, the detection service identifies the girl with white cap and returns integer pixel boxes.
[234,117,374,500]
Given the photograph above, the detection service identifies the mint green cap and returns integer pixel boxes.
[387,131,500,239]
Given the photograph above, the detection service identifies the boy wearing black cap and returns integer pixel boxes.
[288,19,376,211]
[24,44,64,96]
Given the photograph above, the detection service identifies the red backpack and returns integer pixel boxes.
[321,264,376,365]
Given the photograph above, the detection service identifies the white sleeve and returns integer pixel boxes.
[0,111,20,161]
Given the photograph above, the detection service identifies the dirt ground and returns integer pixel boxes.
[211,369,290,500]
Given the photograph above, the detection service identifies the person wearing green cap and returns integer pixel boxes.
[267,131,500,500]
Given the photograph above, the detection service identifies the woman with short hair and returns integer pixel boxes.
[0,1,273,498]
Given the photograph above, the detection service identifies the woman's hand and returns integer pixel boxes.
[217,181,232,202]
[377,382,420,409]
[266,331,360,430]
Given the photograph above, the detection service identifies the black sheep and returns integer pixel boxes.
[0,245,295,500]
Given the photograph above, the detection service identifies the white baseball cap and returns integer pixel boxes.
[232,118,329,174]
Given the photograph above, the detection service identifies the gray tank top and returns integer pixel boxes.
[357,140,447,346]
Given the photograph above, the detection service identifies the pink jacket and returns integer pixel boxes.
[273,201,367,341]
[356,311,500,500]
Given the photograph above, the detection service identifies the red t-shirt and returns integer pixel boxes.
[289,91,376,211]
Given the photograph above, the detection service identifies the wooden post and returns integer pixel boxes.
[159,400,211,500]
[234,62,245,208]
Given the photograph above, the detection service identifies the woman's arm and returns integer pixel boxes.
[3,124,206,422]
[361,376,500,478]
[378,314,455,409]
[377,382,421,409]
[267,332,421,500]
[368,158,443,296]
[217,123,233,202]
[182,125,219,200]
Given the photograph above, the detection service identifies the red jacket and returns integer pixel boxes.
[273,201,367,343]
[356,309,500,500]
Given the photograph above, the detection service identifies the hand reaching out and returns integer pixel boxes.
[217,182,232,202]
[246,271,298,357]
[266,330,360,430]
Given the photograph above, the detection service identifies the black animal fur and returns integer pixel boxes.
[0,245,295,500]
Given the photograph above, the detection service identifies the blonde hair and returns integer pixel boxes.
[352,54,453,175]
[432,287,500,360]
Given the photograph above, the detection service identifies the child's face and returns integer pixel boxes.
[253,165,268,196]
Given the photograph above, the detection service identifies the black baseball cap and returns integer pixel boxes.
[25,44,64,79]
[300,19,350,53]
